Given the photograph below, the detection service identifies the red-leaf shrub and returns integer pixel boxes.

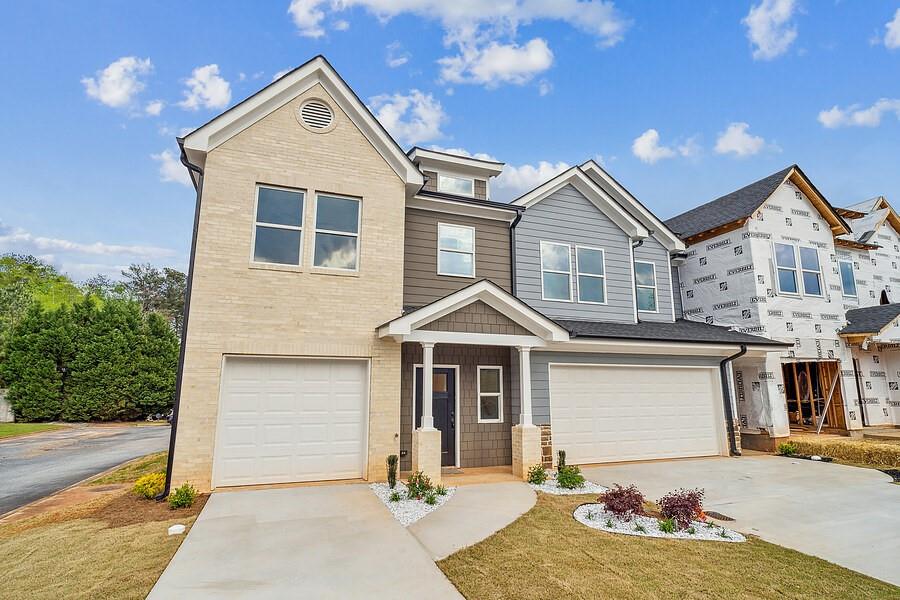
[599,484,645,521]
[658,488,704,530]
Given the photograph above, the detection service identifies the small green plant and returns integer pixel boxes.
[706,521,717,529]
[718,529,730,539]
[555,465,585,489]
[634,523,647,533]
[406,471,433,499]
[585,510,597,521]
[389,491,402,502]
[527,463,548,485]
[435,484,448,496]
[132,472,165,499]
[687,526,696,535]
[605,518,614,528]
[658,518,676,534]
[557,449,567,471]
[386,454,399,489]
[777,441,798,456]
[167,482,197,509]
[424,491,438,505]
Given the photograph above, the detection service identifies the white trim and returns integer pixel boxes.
[437,172,476,198]
[772,241,801,297]
[634,260,659,313]
[401,330,547,347]
[250,184,305,267]
[476,365,504,424]
[412,363,460,468]
[312,192,361,272]
[541,338,786,356]
[667,253,677,321]
[574,245,607,305]
[437,222,476,278]
[838,259,858,298]
[408,147,504,177]
[629,240,638,323]
[540,241,573,302]
[408,195,518,222]
[798,245,824,298]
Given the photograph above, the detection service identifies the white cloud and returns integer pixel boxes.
[883,9,900,49]
[288,0,326,38]
[272,68,292,82]
[151,149,193,187]
[428,146,498,162]
[439,38,554,87]
[0,221,175,260]
[714,122,767,157]
[81,56,152,108]
[538,79,552,96]
[742,0,798,60]
[333,19,350,31]
[386,41,410,68]
[631,129,697,164]
[493,160,571,201]
[368,90,446,146]
[179,64,231,110]
[818,98,900,128]
[144,100,164,116]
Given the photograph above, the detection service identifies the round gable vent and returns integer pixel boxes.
[298,99,334,132]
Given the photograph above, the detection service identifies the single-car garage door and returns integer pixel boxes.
[549,364,724,465]
[213,357,368,487]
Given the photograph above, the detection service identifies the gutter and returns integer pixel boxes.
[719,344,747,457]
[630,238,644,322]
[159,140,204,500]
[509,210,523,295]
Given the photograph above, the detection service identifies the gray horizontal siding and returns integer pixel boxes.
[633,237,675,322]
[671,264,684,319]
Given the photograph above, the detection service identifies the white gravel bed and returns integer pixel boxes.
[529,473,608,495]
[370,482,456,527]
[573,503,746,542]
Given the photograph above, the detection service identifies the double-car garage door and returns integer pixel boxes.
[549,364,724,465]
[213,357,368,487]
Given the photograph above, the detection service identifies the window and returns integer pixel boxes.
[477,366,503,423]
[838,260,856,298]
[576,246,606,304]
[634,261,658,312]
[313,194,360,270]
[253,185,304,265]
[774,242,799,294]
[437,173,474,197]
[799,246,822,296]
[540,242,572,301]
[437,223,475,277]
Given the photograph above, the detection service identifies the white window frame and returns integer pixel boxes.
[312,192,361,272]
[773,242,801,296]
[540,241,573,302]
[476,365,503,424]
[437,172,475,197]
[575,245,607,305]
[634,260,658,313]
[250,184,305,266]
[437,223,476,278]
[839,260,857,298]
[799,246,823,298]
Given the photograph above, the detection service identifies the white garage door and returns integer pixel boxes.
[213,357,368,487]
[549,364,723,465]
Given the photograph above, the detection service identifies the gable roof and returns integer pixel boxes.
[665,165,851,242]
[579,160,685,252]
[840,303,900,336]
[840,196,900,244]
[511,166,649,239]
[179,55,423,193]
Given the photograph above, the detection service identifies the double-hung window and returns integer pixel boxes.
[437,223,475,277]
[774,242,799,294]
[839,260,857,298]
[799,247,822,296]
[634,261,658,312]
[576,246,606,304]
[477,366,503,423]
[437,173,474,197]
[253,185,304,265]
[313,194,360,270]
[540,241,572,301]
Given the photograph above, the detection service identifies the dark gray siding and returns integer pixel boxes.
[633,237,675,322]
[404,208,511,307]
[514,184,635,322]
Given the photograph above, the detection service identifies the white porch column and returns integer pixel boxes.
[420,342,435,429]
[518,346,533,426]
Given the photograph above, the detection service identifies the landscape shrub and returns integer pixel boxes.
[789,437,900,469]
[386,454,398,489]
[658,488,704,530]
[599,484,645,521]
[132,472,166,499]
[406,471,432,500]
[555,465,585,489]
[658,518,676,534]
[777,441,798,456]
[167,483,197,509]
[527,464,548,485]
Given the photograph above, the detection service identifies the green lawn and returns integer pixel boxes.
[90,452,167,485]
[0,423,65,440]
[439,493,900,600]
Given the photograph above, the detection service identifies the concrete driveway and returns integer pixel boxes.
[0,424,169,515]
[583,455,900,586]
[149,484,462,599]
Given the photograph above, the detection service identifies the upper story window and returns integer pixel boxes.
[634,261,658,312]
[313,194,360,270]
[799,247,822,297]
[541,241,572,302]
[839,260,857,298]
[437,173,474,197]
[576,246,606,304]
[253,185,304,265]
[477,366,503,423]
[774,242,799,295]
[437,223,475,277]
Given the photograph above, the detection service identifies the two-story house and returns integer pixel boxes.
[165,55,786,494]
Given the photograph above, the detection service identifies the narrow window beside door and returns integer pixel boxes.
[477,366,503,423]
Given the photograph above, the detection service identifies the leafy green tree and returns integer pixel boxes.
[134,311,179,417]
[121,263,186,335]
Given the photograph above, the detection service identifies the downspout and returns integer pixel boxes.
[630,238,644,322]
[509,210,523,296]
[159,141,204,500]
[720,344,747,457]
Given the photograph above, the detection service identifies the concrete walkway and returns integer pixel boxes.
[583,455,900,586]
[149,484,462,599]
[410,482,536,559]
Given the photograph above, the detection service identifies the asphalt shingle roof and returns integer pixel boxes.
[558,319,789,346]
[840,304,900,335]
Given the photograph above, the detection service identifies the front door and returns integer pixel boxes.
[415,367,456,467]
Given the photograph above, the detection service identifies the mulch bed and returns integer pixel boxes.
[90,491,208,528]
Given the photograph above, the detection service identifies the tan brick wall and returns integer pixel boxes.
[421,301,530,335]
[170,83,406,491]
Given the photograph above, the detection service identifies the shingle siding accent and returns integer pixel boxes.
[474,179,487,201]
[423,170,438,193]
[420,301,531,335]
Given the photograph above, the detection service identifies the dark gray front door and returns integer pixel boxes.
[415,367,456,467]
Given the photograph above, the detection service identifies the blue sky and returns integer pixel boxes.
[2,1,898,280]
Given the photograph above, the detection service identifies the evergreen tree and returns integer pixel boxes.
[134,311,179,417]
